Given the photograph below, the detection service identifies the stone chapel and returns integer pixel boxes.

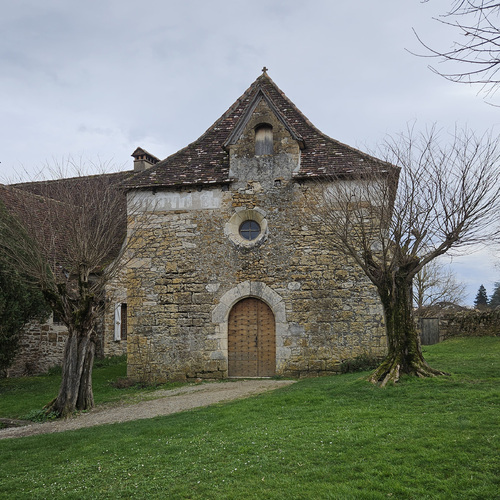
[104,70,388,381]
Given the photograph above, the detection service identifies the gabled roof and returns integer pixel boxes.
[223,87,305,150]
[122,71,390,190]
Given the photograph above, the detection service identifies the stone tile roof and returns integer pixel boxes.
[12,170,134,251]
[0,184,72,277]
[1,170,134,277]
[122,72,391,190]
[13,170,135,203]
[0,184,58,232]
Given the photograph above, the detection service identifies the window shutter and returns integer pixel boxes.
[255,125,273,155]
[114,303,122,341]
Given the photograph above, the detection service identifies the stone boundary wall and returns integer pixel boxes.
[439,309,500,340]
[6,312,111,378]
[7,318,68,377]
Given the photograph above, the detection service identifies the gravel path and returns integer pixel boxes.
[0,379,295,440]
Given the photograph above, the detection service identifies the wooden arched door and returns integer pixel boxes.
[228,298,276,377]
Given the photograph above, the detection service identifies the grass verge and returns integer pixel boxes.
[0,355,185,421]
[0,337,499,499]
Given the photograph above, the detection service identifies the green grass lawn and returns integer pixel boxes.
[1,337,499,499]
[0,355,185,420]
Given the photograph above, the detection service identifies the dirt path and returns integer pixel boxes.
[0,379,295,440]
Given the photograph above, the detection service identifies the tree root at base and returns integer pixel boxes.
[369,359,449,387]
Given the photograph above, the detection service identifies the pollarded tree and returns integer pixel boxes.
[418,1,500,98]
[474,284,489,308]
[0,164,145,417]
[314,127,500,386]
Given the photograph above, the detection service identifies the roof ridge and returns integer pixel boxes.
[1,183,79,210]
[11,169,135,189]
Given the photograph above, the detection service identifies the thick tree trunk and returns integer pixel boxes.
[45,328,95,418]
[42,275,99,418]
[369,274,448,386]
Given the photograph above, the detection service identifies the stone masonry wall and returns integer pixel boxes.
[126,180,387,382]
[440,309,500,340]
[9,304,116,378]
[7,316,68,377]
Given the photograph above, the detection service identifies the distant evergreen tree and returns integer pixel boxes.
[489,282,500,309]
[474,284,489,309]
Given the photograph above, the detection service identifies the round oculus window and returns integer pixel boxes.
[225,208,268,248]
[239,220,261,240]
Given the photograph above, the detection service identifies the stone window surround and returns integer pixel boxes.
[224,207,268,248]
[210,281,290,375]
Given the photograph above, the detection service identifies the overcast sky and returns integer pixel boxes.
[1,0,499,303]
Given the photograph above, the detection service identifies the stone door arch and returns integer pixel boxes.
[211,281,289,376]
[228,297,276,377]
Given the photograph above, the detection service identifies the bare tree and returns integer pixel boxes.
[0,163,142,417]
[414,259,466,311]
[417,1,500,98]
[313,127,500,386]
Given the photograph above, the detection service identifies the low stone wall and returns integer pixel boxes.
[7,318,68,377]
[440,309,500,340]
[6,309,117,378]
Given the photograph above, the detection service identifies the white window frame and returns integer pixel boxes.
[114,303,122,341]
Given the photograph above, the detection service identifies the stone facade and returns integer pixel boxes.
[119,73,390,382]
[8,308,114,377]
[6,297,125,377]
[125,181,386,382]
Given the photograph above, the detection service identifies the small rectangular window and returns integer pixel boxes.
[52,311,63,324]
[121,304,128,340]
[255,124,273,155]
